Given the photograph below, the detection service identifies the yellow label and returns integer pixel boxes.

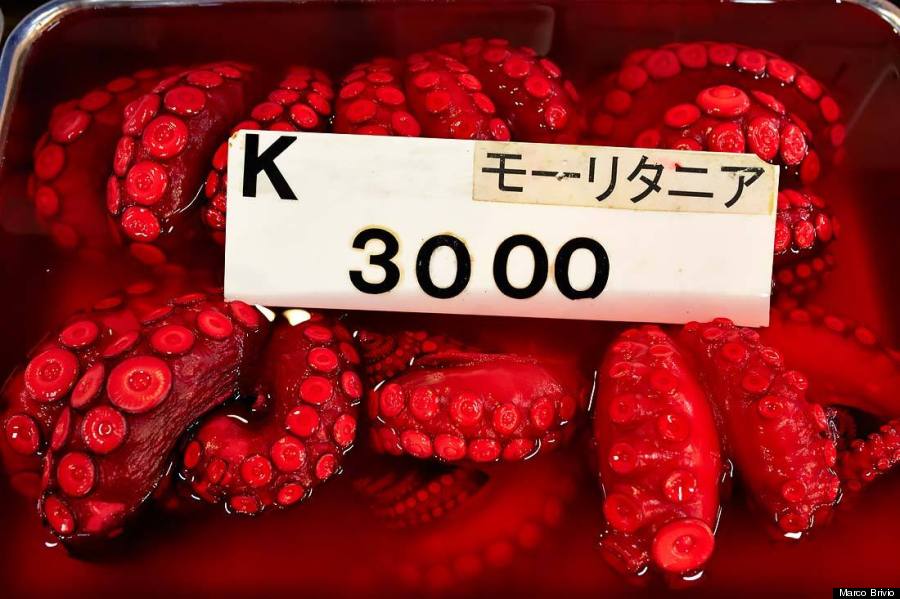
[473,140,778,216]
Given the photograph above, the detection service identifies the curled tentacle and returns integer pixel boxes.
[29,68,173,259]
[106,62,257,265]
[761,306,900,420]
[759,306,900,492]
[677,319,840,537]
[1,272,217,498]
[36,292,269,543]
[585,41,845,183]
[180,315,362,515]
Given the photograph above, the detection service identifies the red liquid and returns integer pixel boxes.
[1,1,898,595]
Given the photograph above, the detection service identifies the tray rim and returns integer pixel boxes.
[0,0,897,164]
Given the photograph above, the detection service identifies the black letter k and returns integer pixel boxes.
[242,133,298,200]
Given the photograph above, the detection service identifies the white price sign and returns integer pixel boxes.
[224,131,778,326]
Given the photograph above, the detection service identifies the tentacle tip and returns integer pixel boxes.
[650,518,715,574]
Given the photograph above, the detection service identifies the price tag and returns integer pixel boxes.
[224,131,778,326]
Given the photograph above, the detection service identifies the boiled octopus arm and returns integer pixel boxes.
[595,325,722,578]
[759,305,900,492]
[179,315,363,514]
[35,293,269,542]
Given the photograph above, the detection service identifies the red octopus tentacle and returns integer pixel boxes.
[106,62,257,265]
[356,328,464,387]
[334,52,511,140]
[442,37,583,143]
[403,50,511,141]
[368,351,579,463]
[29,68,173,259]
[774,252,836,300]
[353,459,488,528]
[839,421,900,492]
[773,189,839,298]
[201,66,334,245]
[37,292,269,543]
[761,306,900,492]
[179,315,362,515]
[761,306,900,420]
[595,325,722,577]
[334,58,422,136]
[677,319,840,537]
[1,271,217,498]
[583,42,846,298]
[335,38,579,143]
[586,42,845,184]
[352,454,577,591]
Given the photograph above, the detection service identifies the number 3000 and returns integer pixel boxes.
[349,227,609,300]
